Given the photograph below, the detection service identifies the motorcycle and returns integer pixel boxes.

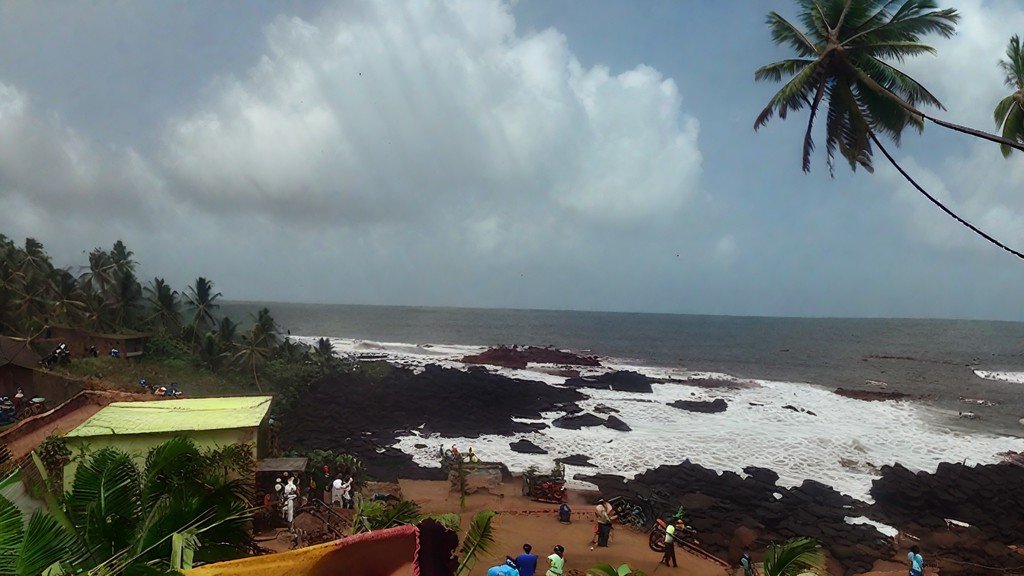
[15,397,47,420]
[0,397,16,426]
[40,343,71,369]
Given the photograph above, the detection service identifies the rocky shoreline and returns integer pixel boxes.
[279,361,1024,575]
[581,460,1024,575]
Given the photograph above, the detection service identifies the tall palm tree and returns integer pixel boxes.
[761,537,827,576]
[233,329,271,392]
[755,0,1024,261]
[250,308,279,348]
[145,278,181,333]
[48,269,85,327]
[995,34,1024,157]
[185,277,222,333]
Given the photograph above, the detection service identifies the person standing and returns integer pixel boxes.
[908,546,924,576]
[660,520,678,567]
[515,544,538,576]
[740,547,759,576]
[594,499,614,547]
[331,477,344,506]
[283,477,298,524]
[545,545,564,576]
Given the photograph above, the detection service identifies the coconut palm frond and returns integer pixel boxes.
[762,537,827,576]
[455,510,496,576]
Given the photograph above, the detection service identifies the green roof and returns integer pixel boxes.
[67,396,272,438]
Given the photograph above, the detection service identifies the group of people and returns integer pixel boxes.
[488,544,565,576]
[329,474,354,508]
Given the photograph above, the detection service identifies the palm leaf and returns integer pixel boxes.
[14,511,87,576]
[1000,103,1024,157]
[427,513,461,533]
[761,537,827,576]
[586,564,619,576]
[994,95,1015,128]
[67,448,142,559]
[766,12,821,57]
[456,510,496,576]
[0,495,25,575]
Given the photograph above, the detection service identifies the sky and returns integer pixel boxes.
[1,0,1024,320]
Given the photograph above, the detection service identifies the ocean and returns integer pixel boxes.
[221,302,1024,500]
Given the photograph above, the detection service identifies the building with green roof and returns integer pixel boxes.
[63,396,273,488]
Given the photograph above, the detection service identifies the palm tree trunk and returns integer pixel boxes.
[921,113,1024,153]
[870,132,1024,261]
[853,68,1024,153]
[251,359,263,393]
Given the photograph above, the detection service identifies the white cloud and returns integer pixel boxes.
[879,144,1024,256]
[160,0,702,231]
[900,0,1024,130]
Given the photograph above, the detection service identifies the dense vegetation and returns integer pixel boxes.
[0,437,253,575]
[0,234,347,412]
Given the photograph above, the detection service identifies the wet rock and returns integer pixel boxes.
[565,371,655,393]
[782,404,816,416]
[835,388,910,402]
[509,439,548,454]
[461,345,601,369]
[668,398,728,413]
[556,454,596,467]
[553,413,606,429]
[593,403,619,414]
[279,363,585,481]
[604,415,632,432]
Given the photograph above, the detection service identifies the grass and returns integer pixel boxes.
[57,356,259,398]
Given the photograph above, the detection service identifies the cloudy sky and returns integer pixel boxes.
[1,0,1024,320]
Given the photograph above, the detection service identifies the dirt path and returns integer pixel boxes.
[400,479,730,576]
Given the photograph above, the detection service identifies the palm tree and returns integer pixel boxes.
[761,537,827,576]
[313,337,340,372]
[145,278,181,333]
[185,277,221,333]
[995,34,1024,157]
[1,437,251,575]
[48,269,85,327]
[233,329,271,392]
[755,0,1024,260]
[251,308,279,348]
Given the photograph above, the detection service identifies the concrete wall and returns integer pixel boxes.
[0,370,84,407]
[63,427,259,490]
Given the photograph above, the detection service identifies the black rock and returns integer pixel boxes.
[605,415,632,431]
[668,398,728,413]
[553,413,606,429]
[557,454,597,467]
[509,439,548,454]
[565,371,655,393]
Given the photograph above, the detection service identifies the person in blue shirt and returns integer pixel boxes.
[486,557,519,576]
[907,545,924,576]
[515,544,539,576]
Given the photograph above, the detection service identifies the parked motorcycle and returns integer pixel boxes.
[40,343,71,369]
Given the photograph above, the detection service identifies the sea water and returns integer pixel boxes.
[221,302,1024,500]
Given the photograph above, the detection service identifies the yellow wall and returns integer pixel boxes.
[63,427,258,491]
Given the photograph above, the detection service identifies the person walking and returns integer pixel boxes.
[907,545,925,576]
[739,547,759,576]
[515,544,538,576]
[660,519,679,567]
[545,545,564,576]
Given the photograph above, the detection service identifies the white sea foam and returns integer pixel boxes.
[294,334,1023,502]
[974,370,1024,384]
[844,517,898,538]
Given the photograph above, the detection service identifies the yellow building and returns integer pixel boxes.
[63,396,273,488]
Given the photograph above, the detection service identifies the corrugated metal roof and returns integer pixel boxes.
[66,396,272,438]
[256,457,308,473]
[0,336,40,369]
